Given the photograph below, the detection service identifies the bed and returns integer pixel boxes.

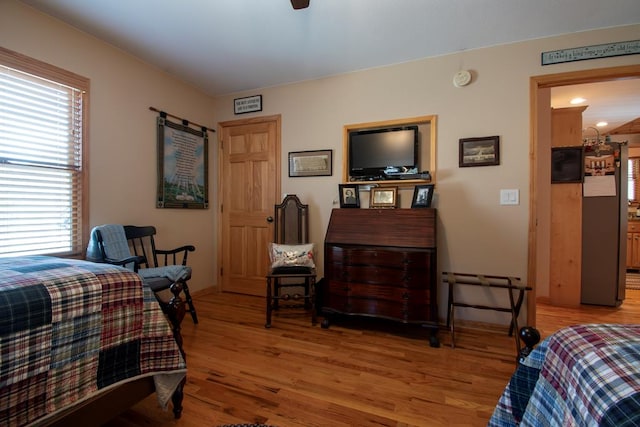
[0,255,187,426]
[489,324,640,427]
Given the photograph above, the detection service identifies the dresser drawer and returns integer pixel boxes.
[339,265,427,287]
[347,248,429,267]
[325,245,432,267]
[629,222,640,233]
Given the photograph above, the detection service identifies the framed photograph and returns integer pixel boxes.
[338,184,360,208]
[551,146,584,183]
[370,187,398,208]
[459,136,500,167]
[289,150,333,177]
[411,184,435,208]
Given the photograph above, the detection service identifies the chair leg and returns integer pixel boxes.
[304,278,311,310]
[273,279,280,311]
[310,277,317,326]
[265,277,273,328]
[181,281,198,324]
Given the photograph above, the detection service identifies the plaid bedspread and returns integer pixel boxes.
[0,256,187,426]
[489,324,640,427]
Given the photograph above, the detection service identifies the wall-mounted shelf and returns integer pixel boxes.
[342,115,437,186]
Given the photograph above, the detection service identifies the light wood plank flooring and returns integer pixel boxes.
[107,288,640,427]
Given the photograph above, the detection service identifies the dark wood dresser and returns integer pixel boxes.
[321,208,439,347]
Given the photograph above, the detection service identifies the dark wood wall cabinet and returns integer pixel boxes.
[321,208,439,347]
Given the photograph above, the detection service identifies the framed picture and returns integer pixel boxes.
[459,136,500,167]
[289,150,333,177]
[234,94,262,114]
[156,116,209,209]
[338,184,360,208]
[411,184,434,208]
[370,187,398,208]
[551,146,584,183]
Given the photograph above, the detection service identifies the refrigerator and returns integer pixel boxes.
[581,141,627,306]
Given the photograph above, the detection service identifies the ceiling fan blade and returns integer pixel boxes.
[291,0,310,10]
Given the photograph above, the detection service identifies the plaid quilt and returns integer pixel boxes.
[0,256,187,426]
[489,324,640,427]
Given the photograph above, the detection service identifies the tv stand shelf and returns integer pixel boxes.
[342,115,437,185]
[320,208,439,347]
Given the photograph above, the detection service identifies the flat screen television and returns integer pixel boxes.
[348,125,418,178]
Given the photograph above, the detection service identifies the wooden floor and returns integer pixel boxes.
[107,288,640,427]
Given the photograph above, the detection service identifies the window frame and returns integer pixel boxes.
[0,46,89,257]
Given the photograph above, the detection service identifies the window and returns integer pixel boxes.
[630,158,640,203]
[0,47,88,257]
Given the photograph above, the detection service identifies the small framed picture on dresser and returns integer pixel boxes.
[411,184,434,208]
[370,187,397,208]
[338,184,360,208]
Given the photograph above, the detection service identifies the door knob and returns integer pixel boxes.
[266,216,274,223]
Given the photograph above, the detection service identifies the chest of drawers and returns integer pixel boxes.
[321,208,439,346]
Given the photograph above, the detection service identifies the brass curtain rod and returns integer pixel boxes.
[148,106,216,132]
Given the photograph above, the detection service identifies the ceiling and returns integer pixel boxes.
[551,80,640,137]
[20,0,640,133]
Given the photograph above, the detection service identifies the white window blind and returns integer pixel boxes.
[0,57,86,257]
[629,158,640,202]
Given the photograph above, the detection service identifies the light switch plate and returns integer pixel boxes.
[500,189,519,205]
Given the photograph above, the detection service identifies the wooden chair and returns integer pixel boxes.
[265,195,317,328]
[87,224,198,324]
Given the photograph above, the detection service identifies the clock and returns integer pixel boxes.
[453,70,472,87]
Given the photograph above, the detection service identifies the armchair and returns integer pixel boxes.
[87,224,198,324]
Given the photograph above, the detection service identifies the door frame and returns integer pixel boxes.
[528,64,640,326]
[217,114,282,293]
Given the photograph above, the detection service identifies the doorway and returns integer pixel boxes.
[217,115,281,296]
[528,64,640,327]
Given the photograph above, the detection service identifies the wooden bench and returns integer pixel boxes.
[444,272,532,354]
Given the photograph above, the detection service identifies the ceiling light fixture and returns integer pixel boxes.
[596,121,608,127]
[570,97,586,104]
[291,0,310,9]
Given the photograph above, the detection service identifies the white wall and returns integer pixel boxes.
[3,0,639,325]
[0,0,217,292]
[213,24,640,324]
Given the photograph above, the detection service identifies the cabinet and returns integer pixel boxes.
[321,208,439,347]
[628,222,640,269]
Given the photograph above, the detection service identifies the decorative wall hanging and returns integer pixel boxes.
[288,149,333,177]
[234,95,262,114]
[155,111,209,209]
[459,136,500,167]
[542,40,640,66]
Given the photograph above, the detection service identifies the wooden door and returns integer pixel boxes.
[218,115,281,296]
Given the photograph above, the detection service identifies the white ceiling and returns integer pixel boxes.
[551,80,640,136]
[20,0,640,132]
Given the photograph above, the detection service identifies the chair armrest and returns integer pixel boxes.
[104,255,146,272]
[155,245,195,254]
[155,245,196,266]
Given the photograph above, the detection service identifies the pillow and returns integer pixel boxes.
[269,243,315,269]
